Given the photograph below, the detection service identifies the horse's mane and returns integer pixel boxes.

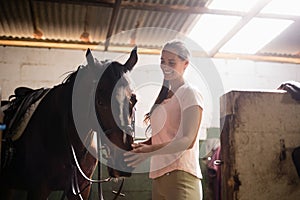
[61,59,113,86]
[58,59,128,99]
[61,66,81,85]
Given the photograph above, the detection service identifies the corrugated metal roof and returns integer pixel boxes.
[0,0,209,49]
[0,0,300,63]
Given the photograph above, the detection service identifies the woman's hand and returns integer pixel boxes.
[123,143,153,167]
[131,143,153,153]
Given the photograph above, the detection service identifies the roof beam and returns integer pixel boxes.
[0,38,162,54]
[33,0,229,15]
[215,52,300,64]
[104,0,121,51]
[1,39,300,64]
[121,2,208,14]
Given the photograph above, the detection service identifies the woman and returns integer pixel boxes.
[124,40,203,200]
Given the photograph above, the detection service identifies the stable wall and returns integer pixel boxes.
[1,46,299,133]
[220,90,300,200]
[1,46,300,200]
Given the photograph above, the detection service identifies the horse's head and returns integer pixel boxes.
[85,47,138,178]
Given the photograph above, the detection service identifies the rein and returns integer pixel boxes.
[71,145,111,184]
[69,117,135,200]
[70,144,125,200]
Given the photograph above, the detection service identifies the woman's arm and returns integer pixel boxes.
[142,105,202,153]
[141,137,152,145]
[124,105,202,167]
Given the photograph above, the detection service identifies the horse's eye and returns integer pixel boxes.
[97,99,103,106]
[130,94,137,106]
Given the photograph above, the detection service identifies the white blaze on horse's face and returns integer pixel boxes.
[110,47,137,141]
[112,72,134,138]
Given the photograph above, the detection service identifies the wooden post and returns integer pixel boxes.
[0,87,4,169]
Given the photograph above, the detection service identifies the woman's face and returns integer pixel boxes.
[160,49,188,81]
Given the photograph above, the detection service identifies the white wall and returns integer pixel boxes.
[214,59,300,92]
[0,46,134,98]
[210,59,300,128]
[1,46,300,139]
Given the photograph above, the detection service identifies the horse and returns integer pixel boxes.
[0,47,138,200]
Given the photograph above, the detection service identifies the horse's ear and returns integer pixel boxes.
[124,46,138,72]
[86,48,94,66]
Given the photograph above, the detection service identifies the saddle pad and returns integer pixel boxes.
[3,88,50,141]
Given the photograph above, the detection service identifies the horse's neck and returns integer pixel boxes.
[55,83,90,150]
[52,82,73,105]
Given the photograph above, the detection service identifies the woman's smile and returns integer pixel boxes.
[162,67,175,76]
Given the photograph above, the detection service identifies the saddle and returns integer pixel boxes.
[2,86,50,141]
[278,80,300,101]
[278,81,300,178]
[292,147,300,178]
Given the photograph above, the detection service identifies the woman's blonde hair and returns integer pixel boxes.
[162,40,190,61]
[144,40,190,129]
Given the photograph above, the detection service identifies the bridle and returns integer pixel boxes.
[68,62,137,200]
[68,98,136,200]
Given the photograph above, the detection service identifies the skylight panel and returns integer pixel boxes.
[220,18,294,54]
[188,14,241,53]
[261,0,300,16]
[208,0,261,12]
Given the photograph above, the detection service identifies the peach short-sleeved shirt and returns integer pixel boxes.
[149,83,203,179]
